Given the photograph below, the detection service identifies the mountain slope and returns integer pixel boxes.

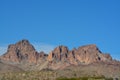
[0,61,23,73]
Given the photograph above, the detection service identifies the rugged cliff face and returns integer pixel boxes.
[0,40,39,63]
[0,39,113,69]
[48,45,112,65]
[48,46,69,61]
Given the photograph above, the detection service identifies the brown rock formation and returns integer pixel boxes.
[48,44,112,65]
[38,51,48,59]
[48,46,69,61]
[37,51,48,62]
[0,40,38,63]
[74,44,112,64]
[0,40,113,70]
[0,39,120,78]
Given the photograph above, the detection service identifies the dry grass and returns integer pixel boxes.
[0,71,57,80]
[0,71,119,80]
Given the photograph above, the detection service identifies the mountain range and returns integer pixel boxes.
[0,39,120,78]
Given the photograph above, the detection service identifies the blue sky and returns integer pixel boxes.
[0,0,120,60]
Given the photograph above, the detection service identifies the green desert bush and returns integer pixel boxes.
[56,77,113,80]
[56,77,80,80]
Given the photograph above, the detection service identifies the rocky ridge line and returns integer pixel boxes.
[0,39,113,67]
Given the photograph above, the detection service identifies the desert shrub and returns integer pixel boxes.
[56,77,113,80]
[56,77,79,80]
[56,77,89,80]
[105,78,113,80]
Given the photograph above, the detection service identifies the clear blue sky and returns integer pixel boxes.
[0,0,120,60]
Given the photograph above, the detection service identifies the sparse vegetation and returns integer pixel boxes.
[56,77,114,80]
[0,71,116,80]
[0,71,56,80]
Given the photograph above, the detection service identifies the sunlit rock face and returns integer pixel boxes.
[0,40,112,70]
[48,44,112,65]
[0,40,38,63]
[48,46,69,62]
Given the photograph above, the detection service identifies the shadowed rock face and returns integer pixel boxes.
[0,40,38,63]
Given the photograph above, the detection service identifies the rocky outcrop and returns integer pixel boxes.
[0,39,120,78]
[48,46,69,61]
[75,44,112,64]
[38,51,48,59]
[0,39,113,70]
[0,40,38,63]
[48,44,112,65]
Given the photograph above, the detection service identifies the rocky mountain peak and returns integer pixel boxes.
[15,39,36,51]
[78,44,101,53]
[48,46,69,61]
[53,45,69,54]
[0,39,38,63]
[0,40,119,77]
[48,44,112,65]
[17,39,30,45]
[0,40,113,70]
